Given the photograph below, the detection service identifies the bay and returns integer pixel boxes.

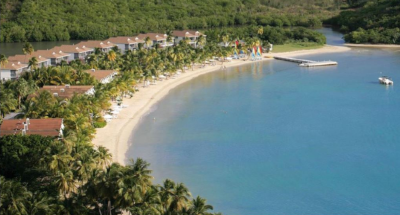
[128,29,400,215]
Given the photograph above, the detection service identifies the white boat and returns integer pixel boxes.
[379,76,393,85]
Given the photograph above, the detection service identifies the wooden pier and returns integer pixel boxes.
[274,56,337,67]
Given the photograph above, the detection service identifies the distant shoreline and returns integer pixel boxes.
[345,43,400,48]
[92,45,351,165]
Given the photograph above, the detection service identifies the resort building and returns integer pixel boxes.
[33,50,70,66]
[0,118,64,138]
[8,54,50,69]
[41,85,95,99]
[84,69,118,84]
[136,33,174,49]
[108,36,144,53]
[0,61,29,81]
[77,40,116,53]
[172,30,206,48]
[52,45,93,62]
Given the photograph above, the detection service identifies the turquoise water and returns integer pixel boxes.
[128,30,400,214]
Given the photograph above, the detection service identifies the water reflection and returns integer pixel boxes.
[0,40,81,56]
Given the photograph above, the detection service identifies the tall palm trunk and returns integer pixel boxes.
[18,95,21,109]
[108,199,112,215]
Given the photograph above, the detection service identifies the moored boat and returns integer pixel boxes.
[379,76,393,85]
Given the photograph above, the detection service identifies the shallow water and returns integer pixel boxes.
[128,30,400,215]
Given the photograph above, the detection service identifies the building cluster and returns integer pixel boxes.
[0,30,205,138]
[0,30,205,81]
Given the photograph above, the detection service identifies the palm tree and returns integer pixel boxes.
[54,170,77,199]
[221,34,230,47]
[28,57,39,70]
[22,42,34,62]
[127,185,161,215]
[49,154,73,174]
[0,54,8,82]
[159,179,175,213]
[26,90,58,118]
[184,37,191,45]
[169,183,191,213]
[11,78,36,109]
[188,196,214,215]
[257,26,264,36]
[106,50,117,69]
[196,35,206,48]
[0,84,17,119]
[0,176,32,215]
[167,34,174,46]
[159,179,192,214]
[94,146,112,169]
[26,192,55,215]
[145,37,152,49]
[88,163,124,215]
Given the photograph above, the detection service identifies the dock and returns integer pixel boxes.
[274,56,338,67]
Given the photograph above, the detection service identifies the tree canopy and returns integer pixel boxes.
[0,0,338,42]
[328,0,400,44]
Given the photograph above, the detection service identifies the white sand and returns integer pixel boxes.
[345,43,400,48]
[92,45,350,164]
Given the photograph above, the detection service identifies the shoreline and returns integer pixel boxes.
[345,43,400,48]
[92,45,350,164]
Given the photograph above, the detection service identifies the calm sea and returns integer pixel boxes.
[128,28,400,215]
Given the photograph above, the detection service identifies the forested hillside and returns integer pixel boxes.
[330,0,400,44]
[0,0,340,43]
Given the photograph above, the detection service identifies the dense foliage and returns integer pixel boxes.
[206,26,326,45]
[329,0,400,44]
[0,0,338,42]
[0,27,325,214]
[0,135,220,215]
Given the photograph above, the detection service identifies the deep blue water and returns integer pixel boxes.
[128,29,400,215]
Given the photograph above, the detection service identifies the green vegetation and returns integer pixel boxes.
[272,42,323,53]
[1,135,218,215]
[0,27,325,213]
[206,26,326,45]
[0,0,339,43]
[329,0,400,44]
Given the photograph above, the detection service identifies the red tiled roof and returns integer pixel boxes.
[0,118,63,137]
[33,49,69,59]
[53,45,93,54]
[77,40,116,49]
[172,31,196,37]
[84,69,117,81]
[41,85,94,99]
[172,30,205,37]
[8,54,49,64]
[108,36,144,44]
[137,33,168,41]
[1,61,28,70]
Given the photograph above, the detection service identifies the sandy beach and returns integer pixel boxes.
[92,45,350,164]
[345,43,400,48]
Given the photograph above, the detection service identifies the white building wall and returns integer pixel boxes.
[116,44,125,53]
[0,69,12,81]
[174,37,184,45]
[41,59,51,68]
[65,53,75,62]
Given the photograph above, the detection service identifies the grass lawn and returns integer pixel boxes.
[271,42,324,53]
